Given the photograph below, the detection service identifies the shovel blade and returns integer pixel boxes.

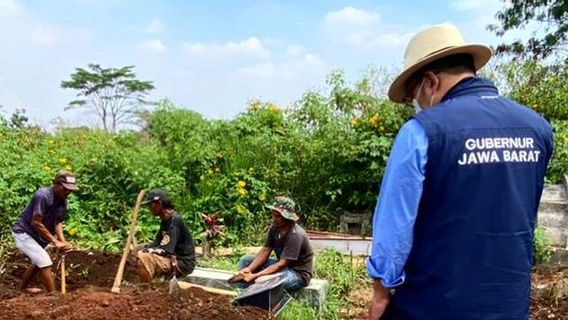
[169,275,181,300]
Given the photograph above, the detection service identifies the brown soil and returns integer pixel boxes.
[0,250,272,320]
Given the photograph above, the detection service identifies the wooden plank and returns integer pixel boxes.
[178,281,238,296]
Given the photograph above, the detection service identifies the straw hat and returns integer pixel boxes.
[388,24,492,103]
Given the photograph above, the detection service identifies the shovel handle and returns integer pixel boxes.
[61,255,66,295]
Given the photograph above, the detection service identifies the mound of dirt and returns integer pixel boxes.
[0,251,273,320]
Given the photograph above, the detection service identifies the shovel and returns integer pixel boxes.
[168,255,182,300]
[169,274,181,300]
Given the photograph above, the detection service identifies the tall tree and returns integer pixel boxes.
[488,0,568,60]
[61,64,154,132]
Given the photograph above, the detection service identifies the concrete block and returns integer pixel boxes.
[538,201,568,215]
[290,278,329,311]
[538,212,568,229]
[540,227,567,247]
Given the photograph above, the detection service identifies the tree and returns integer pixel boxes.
[489,0,568,60]
[61,64,154,133]
[9,108,29,129]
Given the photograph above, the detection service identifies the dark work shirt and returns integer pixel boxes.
[12,187,67,248]
[265,223,314,286]
[151,213,196,275]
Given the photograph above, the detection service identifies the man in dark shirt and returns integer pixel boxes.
[237,196,313,291]
[11,171,78,293]
[136,189,196,282]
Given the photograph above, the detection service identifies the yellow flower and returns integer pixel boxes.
[65,165,73,171]
[268,104,280,113]
[43,165,51,172]
[214,167,221,173]
[380,126,385,132]
[350,119,358,126]
[208,168,214,175]
[48,140,54,145]
[259,194,267,202]
[59,158,67,165]
[68,228,77,236]
[238,188,248,197]
[238,180,246,188]
[369,114,380,126]
[236,204,247,215]
[49,150,56,155]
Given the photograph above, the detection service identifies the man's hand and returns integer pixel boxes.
[368,279,391,320]
[243,273,258,283]
[54,240,73,253]
[239,267,252,275]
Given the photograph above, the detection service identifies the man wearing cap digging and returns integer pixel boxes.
[11,171,78,293]
[135,188,196,282]
[367,24,553,319]
[236,196,313,291]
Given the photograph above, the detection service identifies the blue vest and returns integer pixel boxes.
[385,77,553,320]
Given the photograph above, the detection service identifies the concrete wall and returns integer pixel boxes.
[537,177,568,247]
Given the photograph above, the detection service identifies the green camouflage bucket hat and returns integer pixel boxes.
[266,196,299,222]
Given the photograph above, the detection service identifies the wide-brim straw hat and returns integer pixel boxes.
[388,24,492,103]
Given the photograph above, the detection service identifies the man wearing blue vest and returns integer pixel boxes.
[367,24,553,320]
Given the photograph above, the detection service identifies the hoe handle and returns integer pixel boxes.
[111,190,145,293]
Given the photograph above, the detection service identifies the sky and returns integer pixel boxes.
[0,0,533,128]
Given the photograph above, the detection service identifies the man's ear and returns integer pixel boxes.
[423,71,441,95]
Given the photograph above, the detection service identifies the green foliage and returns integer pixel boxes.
[547,120,568,183]
[534,226,553,264]
[489,0,568,59]
[502,61,568,120]
[61,64,155,133]
[500,60,568,183]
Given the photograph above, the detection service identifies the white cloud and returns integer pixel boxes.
[138,39,167,53]
[145,19,163,34]
[234,53,326,80]
[183,37,270,60]
[322,6,412,55]
[0,0,22,17]
[286,45,304,56]
[324,7,379,27]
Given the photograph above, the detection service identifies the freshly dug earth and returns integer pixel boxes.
[0,251,272,320]
[530,268,568,320]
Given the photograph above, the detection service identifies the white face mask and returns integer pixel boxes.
[411,76,436,113]
[412,99,422,114]
[412,78,426,114]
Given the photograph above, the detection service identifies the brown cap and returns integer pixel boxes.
[53,171,79,191]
